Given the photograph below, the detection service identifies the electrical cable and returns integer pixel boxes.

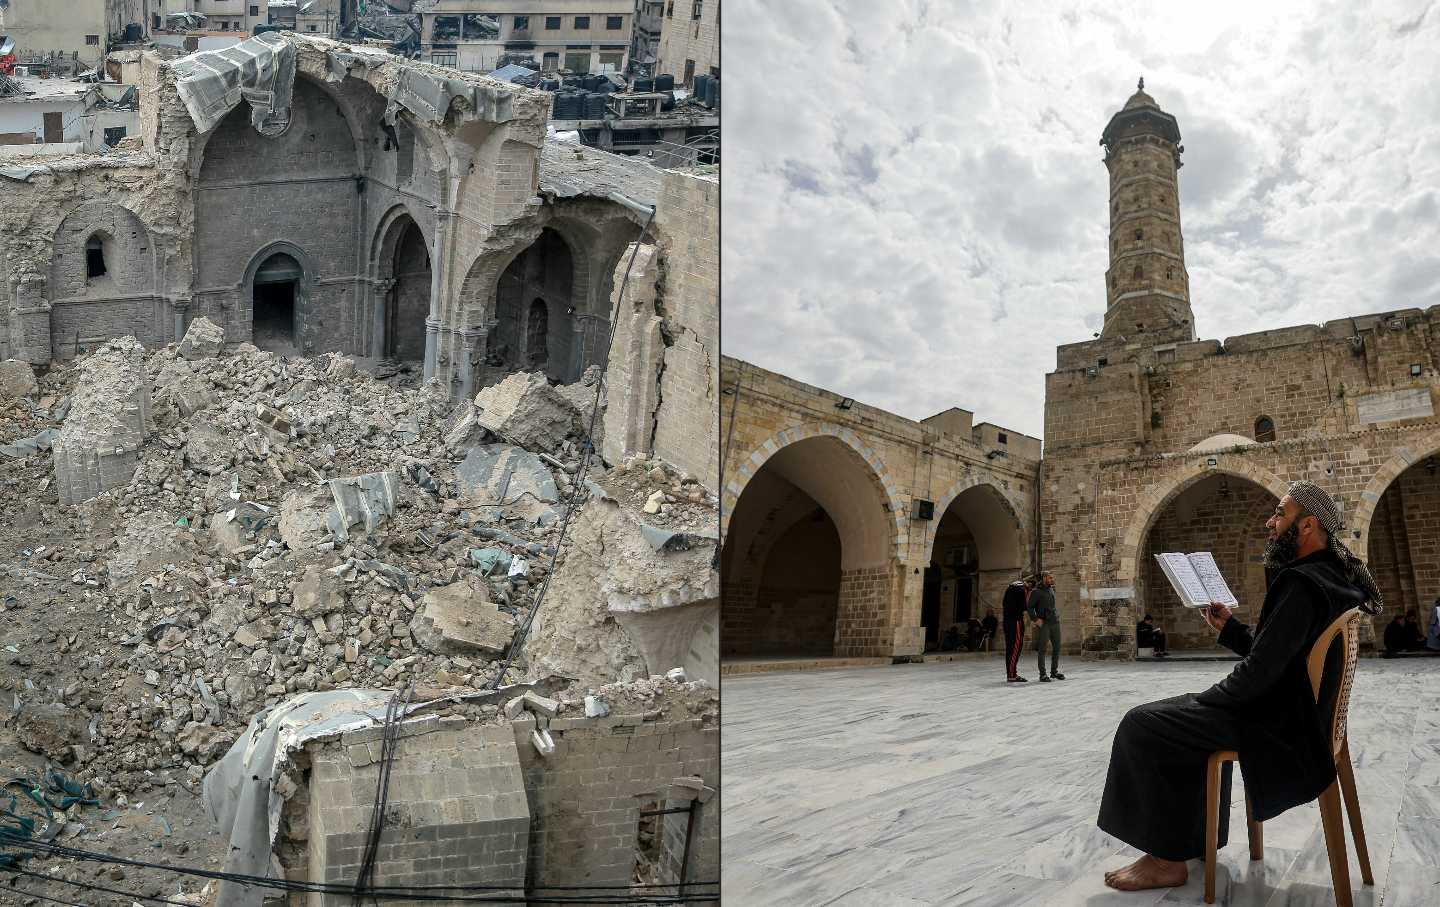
[3,833,716,897]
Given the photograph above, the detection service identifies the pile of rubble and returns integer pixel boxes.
[0,320,717,810]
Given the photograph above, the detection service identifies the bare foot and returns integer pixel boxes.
[1103,854,1188,891]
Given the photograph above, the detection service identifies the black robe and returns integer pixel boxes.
[1097,549,1362,860]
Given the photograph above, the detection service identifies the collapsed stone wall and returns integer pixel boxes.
[51,336,152,504]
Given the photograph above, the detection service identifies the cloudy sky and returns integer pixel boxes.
[721,0,1440,440]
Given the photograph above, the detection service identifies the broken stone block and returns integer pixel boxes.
[409,581,516,657]
[0,428,58,459]
[52,337,151,505]
[456,444,560,526]
[254,403,292,444]
[503,696,526,719]
[521,690,559,718]
[177,316,225,360]
[441,401,489,451]
[291,565,344,618]
[177,723,232,762]
[643,490,665,514]
[184,421,232,475]
[234,626,262,648]
[0,359,38,400]
[325,472,397,542]
[473,371,579,453]
[278,487,332,550]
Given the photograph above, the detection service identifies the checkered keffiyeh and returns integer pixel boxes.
[1287,480,1384,614]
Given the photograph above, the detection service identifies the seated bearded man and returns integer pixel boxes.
[1097,480,1382,891]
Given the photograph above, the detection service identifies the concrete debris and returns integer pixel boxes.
[278,486,333,550]
[183,421,233,475]
[474,371,580,454]
[177,317,226,361]
[456,444,560,526]
[440,402,488,451]
[522,457,718,687]
[0,359,38,400]
[291,565,345,618]
[531,727,556,757]
[583,695,609,719]
[411,581,517,656]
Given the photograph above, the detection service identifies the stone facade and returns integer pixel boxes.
[720,358,1040,660]
[285,701,718,905]
[655,0,719,85]
[0,34,688,407]
[1044,84,1440,657]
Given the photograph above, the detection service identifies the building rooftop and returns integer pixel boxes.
[538,139,662,210]
[0,76,93,104]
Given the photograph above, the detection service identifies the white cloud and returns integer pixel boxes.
[721,0,1440,438]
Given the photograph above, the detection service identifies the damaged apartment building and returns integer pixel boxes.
[0,30,717,904]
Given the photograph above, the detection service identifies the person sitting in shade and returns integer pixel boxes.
[1097,480,1382,892]
[1384,612,1409,656]
[1403,608,1427,651]
[1136,614,1169,657]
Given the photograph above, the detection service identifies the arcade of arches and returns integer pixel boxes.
[924,486,1027,651]
[1367,455,1440,642]
[382,216,432,363]
[493,228,576,381]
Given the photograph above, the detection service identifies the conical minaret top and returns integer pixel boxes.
[1099,81,1194,343]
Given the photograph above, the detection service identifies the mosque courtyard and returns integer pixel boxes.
[722,657,1440,906]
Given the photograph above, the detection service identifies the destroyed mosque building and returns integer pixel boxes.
[0,31,718,904]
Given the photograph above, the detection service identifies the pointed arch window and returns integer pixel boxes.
[1132,265,1143,280]
[86,235,107,279]
[1254,416,1276,443]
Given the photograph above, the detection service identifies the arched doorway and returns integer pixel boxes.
[1365,455,1440,643]
[924,485,1024,651]
[1137,473,1278,650]
[251,251,303,355]
[493,229,575,381]
[721,435,896,659]
[384,217,431,362]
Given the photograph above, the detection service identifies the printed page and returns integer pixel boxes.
[1186,552,1239,608]
[1154,552,1210,607]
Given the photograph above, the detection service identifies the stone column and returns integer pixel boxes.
[569,315,588,382]
[15,277,52,365]
[458,326,486,400]
[171,297,190,344]
[373,278,395,359]
[422,212,450,382]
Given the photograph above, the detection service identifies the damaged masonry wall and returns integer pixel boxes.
[0,33,666,403]
[272,683,718,906]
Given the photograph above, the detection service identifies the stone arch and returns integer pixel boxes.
[724,422,908,560]
[722,424,906,659]
[189,71,367,180]
[927,475,1030,571]
[49,202,157,300]
[241,240,317,353]
[371,207,432,363]
[1350,430,1440,557]
[1114,457,1290,583]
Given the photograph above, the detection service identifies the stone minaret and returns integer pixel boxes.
[1100,79,1195,343]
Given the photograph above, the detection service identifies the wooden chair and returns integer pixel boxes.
[1203,607,1374,905]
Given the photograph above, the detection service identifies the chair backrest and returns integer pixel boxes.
[1305,607,1363,758]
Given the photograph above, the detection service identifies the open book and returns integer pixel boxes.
[1154,552,1239,609]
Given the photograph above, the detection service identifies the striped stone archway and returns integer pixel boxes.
[722,421,910,558]
[1112,455,1290,588]
[926,474,1031,567]
[1350,429,1440,557]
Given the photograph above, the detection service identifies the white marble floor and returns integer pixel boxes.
[722,658,1440,906]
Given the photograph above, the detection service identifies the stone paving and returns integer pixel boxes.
[722,658,1440,906]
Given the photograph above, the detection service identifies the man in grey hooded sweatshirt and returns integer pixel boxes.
[1028,571,1065,681]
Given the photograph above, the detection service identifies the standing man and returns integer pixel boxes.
[1001,575,1035,683]
[1029,571,1065,681]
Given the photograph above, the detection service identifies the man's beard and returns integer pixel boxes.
[1263,521,1301,568]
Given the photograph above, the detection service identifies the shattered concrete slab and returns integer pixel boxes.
[456,443,560,526]
[325,470,397,541]
[523,458,718,687]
